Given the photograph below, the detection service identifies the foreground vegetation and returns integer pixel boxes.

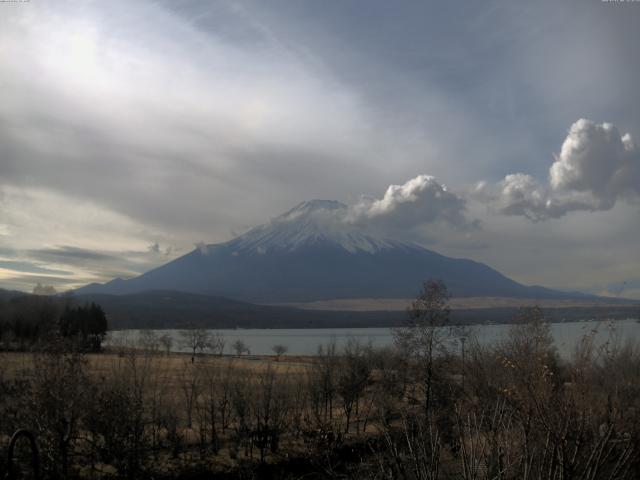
[1,283,639,479]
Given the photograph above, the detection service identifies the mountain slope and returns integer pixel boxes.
[76,200,582,302]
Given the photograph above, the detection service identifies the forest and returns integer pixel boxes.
[0,294,107,353]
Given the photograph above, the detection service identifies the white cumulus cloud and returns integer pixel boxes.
[347,174,470,229]
[482,119,640,221]
[550,119,639,204]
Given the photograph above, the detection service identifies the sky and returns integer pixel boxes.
[1,0,639,298]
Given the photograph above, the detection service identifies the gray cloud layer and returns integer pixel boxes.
[1,1,639,297]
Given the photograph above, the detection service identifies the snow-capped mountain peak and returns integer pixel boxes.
[228,199,399,254]
[280,199,347,219]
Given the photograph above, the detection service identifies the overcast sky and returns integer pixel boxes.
[1,0,639,298]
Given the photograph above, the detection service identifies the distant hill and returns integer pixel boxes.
[74,290,399,329]
[76,199,591,302]
[0,288,29,301]
[64,290,640,330]
[1,288,637,330]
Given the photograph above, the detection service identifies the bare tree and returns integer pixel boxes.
[210,332,226,356]
[195,360,235,454]
[232,339,249,357]
[272,344,288,360]
[158,333,173,355]
[139,330,159,353]
[303,341,339,435]
[249,366,282,462]
[179,360,201,428]
[86,350,152,477]
[31,346,92,478]
[394,279,450,417]
[337,339,371,434]
[229,368,253,457]
[180,327,212,358]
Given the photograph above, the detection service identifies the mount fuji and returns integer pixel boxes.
[76,200,573,302]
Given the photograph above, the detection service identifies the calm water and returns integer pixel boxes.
[106,318,640,358]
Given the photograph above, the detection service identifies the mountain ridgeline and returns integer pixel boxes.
[77,200,581,302]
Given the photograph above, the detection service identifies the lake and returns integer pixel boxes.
[106,318,640,358]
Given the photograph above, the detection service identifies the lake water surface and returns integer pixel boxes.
[107,318,640,358]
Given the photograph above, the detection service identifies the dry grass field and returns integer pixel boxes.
[2,309,640,479]
[0,349,333,477]
[1,350,313,375]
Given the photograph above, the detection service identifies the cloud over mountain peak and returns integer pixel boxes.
[347,175,470,229]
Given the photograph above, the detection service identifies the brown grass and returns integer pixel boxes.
[0,350,313,382]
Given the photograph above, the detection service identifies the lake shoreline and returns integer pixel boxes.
[104,304,640,330]
[106,318,640,358]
